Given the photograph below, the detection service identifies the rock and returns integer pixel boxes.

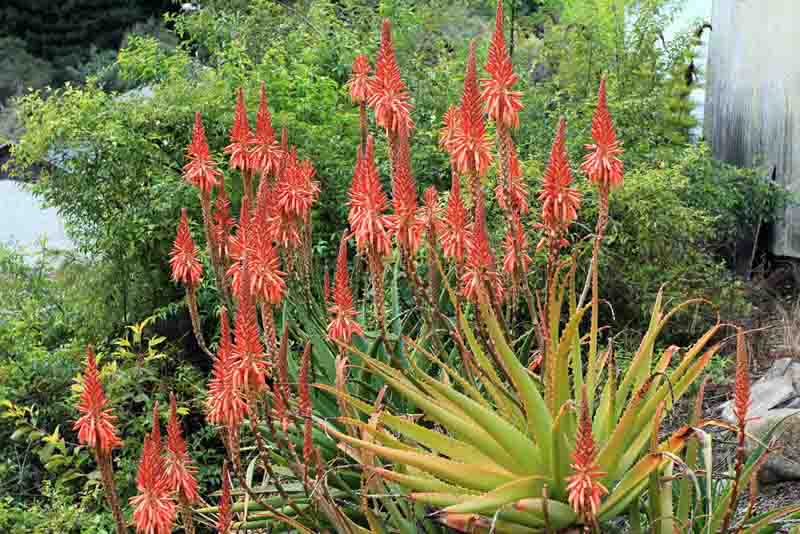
[719,375,796,422]
[719,358,800,422]
[745,409,800,483]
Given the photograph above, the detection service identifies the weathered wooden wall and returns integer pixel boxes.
[705,0,800,257]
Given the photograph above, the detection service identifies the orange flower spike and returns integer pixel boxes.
[461,194,503,303]
[438,106,461,156]
[206,309,248,429]
[452,42,493,177]
[224,87,252,173]
[733,328,751,427]
[183,112,221,194]
[440,171,471,266]
[347,137,393,257]
[164,393,199,504]
[327,233,364,343]
[389,135,424,255]
[249,233,286,306]
[581,77,624,190]
[367,20,414,136]
[225,196,253,296]
[73,346,122,454]
[420,186,444,244]
[217,462,233,534]
[170,209,203,289]
[481,0,523,129]
[131,415,177,534]
[231,265,268,393]
[249,81,283,177]
[539,118,581,234]
[275,148,319,223]
[566,389,608,523]
[347,55,372,104]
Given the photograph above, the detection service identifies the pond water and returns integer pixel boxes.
[0,180,71,251]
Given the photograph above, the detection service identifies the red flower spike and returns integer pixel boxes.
[440,172,471,266]
[275,148,319,223]
[539,118,581,235]
[566,389,608,523]
[495,139,528,214]
[481,0,523,129]
[439,106,461,156]
[327,233,364,343]
[164,393,199,504]
[249,231,286,306]
[224,88,252,172]
[503,211,531,277]
[367,20,414,136]
[183,112,221,194]
[206,308,248,429]
[733,328,751,427]
[420,186,444,244]
[348,137,393,258]
[451,42,493,177]
[389,135,424,255]
[581,77,624,190]
[231,265,268,393]
[217,462,232,534]
[347,55,372,104]
[461,194,503,303]
[170,209,203,289]
[226,196,253,296]
[131,414,177,534]
[249,81,283,177]
[73,346,122,454]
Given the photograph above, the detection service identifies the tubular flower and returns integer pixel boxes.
[461,194,503,303]
[581,77,624,190]
[539,118,581,235]
[226,197,253,296]
[348,137,393,258]
[481,0,523,129]
[183,112,221,194]
[131,403,177,534]
[566,392,608,523]
[495,139,528,214]
[217,463,232,534]
[164,393,199,504]
[275,148,319,223]
[327,233,363,343]
[224,88,252,173]
[170,209,202,289]
[249,81,283,177]
[347,55,372,104]
[212,176,235,259]
[389,135,424,254]
[420,186,444,245]
[502,211,531,277]
[232,266,268,392]
[733,327,751,427]
[367,20,414,136]
[206,309,248,429]
[438,106,460,155]
[73,346,122,454]
[249,230,286,305]
[451,42,493,177]
[440,172,471,266]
